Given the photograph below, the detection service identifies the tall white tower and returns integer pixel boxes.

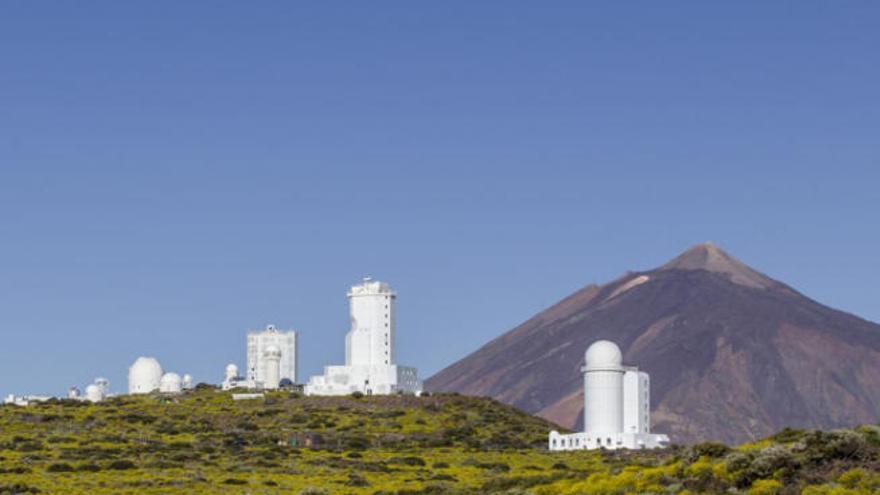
[583,340,625,435]
[263,346,282,390]
[345,278,395,367]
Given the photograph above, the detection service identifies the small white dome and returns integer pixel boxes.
[225,363,239,380]
[584,340,623,370]
[159,372,182,393]
[84,384,104,403]
[182,374,193,389]
[128,357,163,394]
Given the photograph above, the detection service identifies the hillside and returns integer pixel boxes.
[426,243,880,445]
[2,389,880,494]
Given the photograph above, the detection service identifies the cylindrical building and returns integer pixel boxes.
[263,346,282,390]
[583,340,624,434]
[159,372,182,393]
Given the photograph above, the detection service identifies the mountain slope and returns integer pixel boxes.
[426,243,880,444]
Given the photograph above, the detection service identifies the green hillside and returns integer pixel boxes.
[1,388,878,494]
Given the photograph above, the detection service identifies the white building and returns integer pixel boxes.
[129,357,163,394]
[3,394,52,406]
[128,357,190,395]
[549,340,669,451]
[246,324,297,389]
[305,278,422,396]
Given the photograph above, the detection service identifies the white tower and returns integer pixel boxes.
[128,357,163,394]
[304,278,422,396]
[182,374,194,390]
[84,383,104,403]
[263,346,282,390]
[549,339,669,451]
[346,277,395,367]
[583,340,625,435]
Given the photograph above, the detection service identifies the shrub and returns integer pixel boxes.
[106,460,137,470]
[222,479,248,485]
[389,456,427,466]
[748,479,782,495]
[46,463,75,473]
[350,391,364,399]
[346,472,370,487]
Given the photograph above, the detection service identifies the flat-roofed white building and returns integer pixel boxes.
[305,278,422,396]
[246,324,297,389]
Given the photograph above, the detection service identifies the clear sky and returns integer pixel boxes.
[1,2,878,396]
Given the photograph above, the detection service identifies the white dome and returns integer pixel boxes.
[584,340,623,370]
[159,372,182,393]
[84,384,104,403]
[225,363,239,380]
[128,357,163,395]
[182,374,194,389]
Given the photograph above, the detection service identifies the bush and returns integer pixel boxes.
[46,463,75,473]
[748,479,782,495]
[389,456,427,466]
[106,460,137,470]
[350,391,364,399]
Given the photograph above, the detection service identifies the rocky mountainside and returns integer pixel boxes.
[426,243,880,444]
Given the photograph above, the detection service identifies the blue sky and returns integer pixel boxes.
[1,2,878,396]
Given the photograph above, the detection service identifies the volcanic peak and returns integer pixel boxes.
[659,242,777,289]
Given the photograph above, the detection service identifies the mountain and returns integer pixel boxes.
[426,243,880,444]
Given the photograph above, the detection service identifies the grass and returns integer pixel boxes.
[0,388,878,494]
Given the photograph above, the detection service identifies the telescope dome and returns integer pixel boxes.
[584,340,623,370]
[159,372,182,393]
[128,357,163,394]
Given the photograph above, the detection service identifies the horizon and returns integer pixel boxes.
[2,2,879,397]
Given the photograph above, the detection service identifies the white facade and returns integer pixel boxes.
[549,340,669,451]
[246,325,297,387]
[159,373,183,393]
[305,278,422,396]
[263,346,282,390]
[3,394,52,406]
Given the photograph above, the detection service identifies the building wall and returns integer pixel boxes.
[623,369,650,434]
[584,369,624,434]
[247,326,297,385]
[548,430,669,451]
[346,279,395,367]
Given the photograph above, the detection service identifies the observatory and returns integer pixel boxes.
[128,357,163,394]
[246,324,298,389]
[549,340,669,451]
[305,278,422,396]
[128,357,191,395]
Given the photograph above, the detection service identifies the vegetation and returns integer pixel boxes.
[0,390,878,494]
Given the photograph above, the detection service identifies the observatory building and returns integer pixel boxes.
[128,357,192,395]
[246,324,298,389]
[305,278,422,396]
[548,340,670,451]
